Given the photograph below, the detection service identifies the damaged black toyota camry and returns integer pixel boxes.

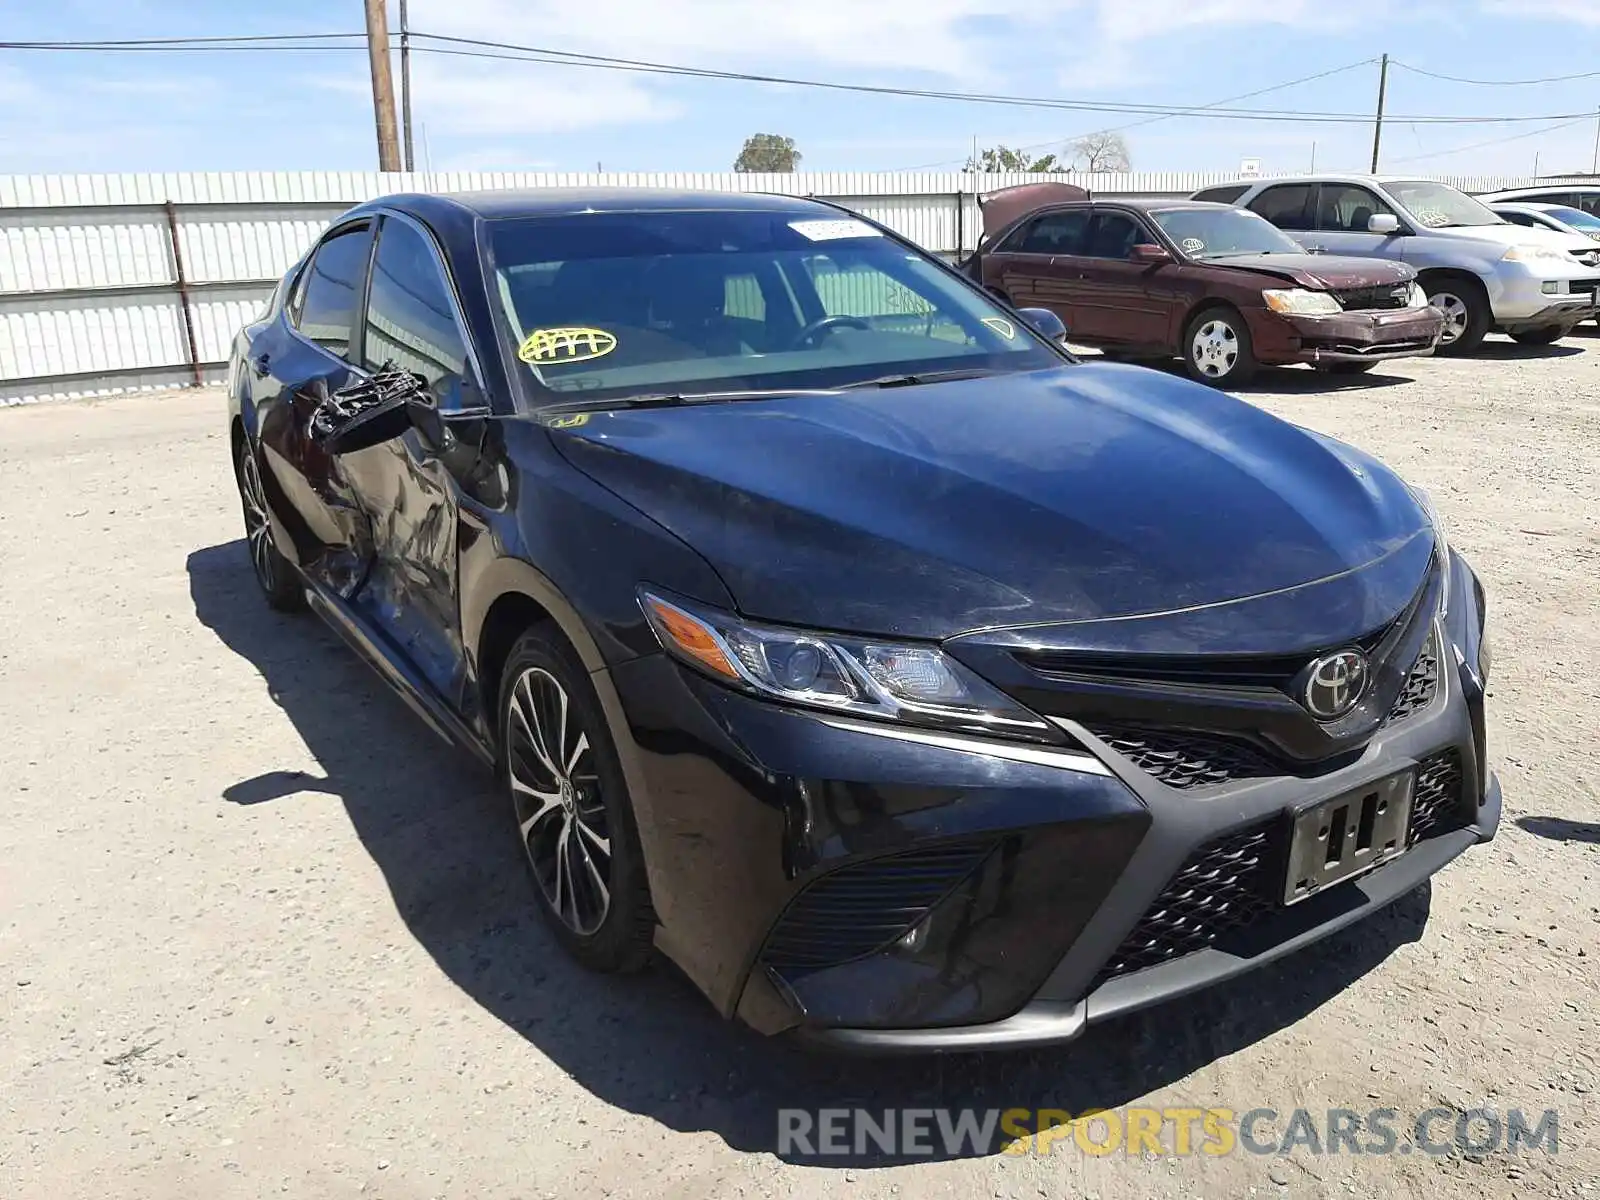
[228,188,1497,1052]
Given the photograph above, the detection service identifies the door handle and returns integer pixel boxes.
[251,353,271,377]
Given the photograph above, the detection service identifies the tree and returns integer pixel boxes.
[734,133,801,172]
[965,145,1065,173]
[1069,131,1132,172]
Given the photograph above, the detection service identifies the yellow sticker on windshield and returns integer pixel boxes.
[518,326,617,365]
[547,413,591,429]
[981,316,1016,340]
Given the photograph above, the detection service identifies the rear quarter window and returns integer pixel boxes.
[1192,185,1249,205]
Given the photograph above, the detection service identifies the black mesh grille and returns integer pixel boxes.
[1332,283,1414,311]
[761,841,994,973]
[1386,637,1439,726]
[1086,725,1281,790]
[1094,823,1276,982]
[1410,749,1466,844]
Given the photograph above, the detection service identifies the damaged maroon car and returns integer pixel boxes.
[963,185,1445,386]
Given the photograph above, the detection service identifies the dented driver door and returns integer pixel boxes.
[330,212,489,713]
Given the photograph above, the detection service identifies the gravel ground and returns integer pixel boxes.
[2,337,1597,1200]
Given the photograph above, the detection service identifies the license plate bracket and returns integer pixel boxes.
[1284,771,1415,906]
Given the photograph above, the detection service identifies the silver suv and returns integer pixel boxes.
[1196,175,1600,353]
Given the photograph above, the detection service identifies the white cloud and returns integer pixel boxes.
[1480,0,1600,23]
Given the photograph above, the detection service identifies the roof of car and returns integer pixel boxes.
[1488,200,1569,212]
[1480,184,1600,198]
[370,188,837,221]
[1228,174,1461,188]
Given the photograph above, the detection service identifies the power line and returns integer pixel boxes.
[401,35,1600,126]
[1386,115,1594,166]
[892,57,1381,170]
[1391,60,1600,87]
[5,32,1600,127]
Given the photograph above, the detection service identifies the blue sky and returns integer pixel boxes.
[2,0,1599,177]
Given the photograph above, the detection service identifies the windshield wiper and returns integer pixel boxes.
[542,388,820,416]
[839,367,999,389]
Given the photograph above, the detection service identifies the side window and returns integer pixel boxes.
[1083,213,1147,259]
[1193,185,1249,205]
[1248,184,1313,231]
[1524,191,1578,208]
[1500,211,1535,228]
[723,272,766,321]
[294,223,374,360]
[1580,194,1600,216]
[363,217,473,405]
[1016,210,1091,255]
[1317,184,1395,232]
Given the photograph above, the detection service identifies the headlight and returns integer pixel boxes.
[1408,485,1451,615]
[1501,244,1573,267]
[639,590,1055,741]
[1263,288,1343,316]
[1407,282,1429,308]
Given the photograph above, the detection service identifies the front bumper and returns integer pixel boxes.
[602,554,1495,1052]
[1490,272,1600,328]
[1248,306,1444,365]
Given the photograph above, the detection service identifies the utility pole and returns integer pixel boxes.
[399,0,414,172]
[1592,106,1599,176]
[1370,53,1389,173]
[364,0,402,172]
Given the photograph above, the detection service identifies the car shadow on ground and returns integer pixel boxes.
[1469,339,1586,360]
[188,538,1434,1166]
[1515,815,1600,845]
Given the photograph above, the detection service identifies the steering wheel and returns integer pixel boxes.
[788,314,871,349]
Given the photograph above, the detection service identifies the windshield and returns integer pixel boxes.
[1545,205,1600,233]
[1387,181,1504,228]
[485,210,1062,406]
[1149,207,1305,259]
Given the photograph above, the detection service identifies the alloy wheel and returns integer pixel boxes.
[1191,319,1240,379]
[238,446,278,593]
[1429,291,1470,345]
[506,666,613,936]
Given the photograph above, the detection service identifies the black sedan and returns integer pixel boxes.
[228,188,1498,1052]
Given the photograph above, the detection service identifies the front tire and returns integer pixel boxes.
[234,435,304,612]
[1183,307,1257,387]
[1422,275,1490,355]
[1510,325,1565,346]
[500,624,655,974]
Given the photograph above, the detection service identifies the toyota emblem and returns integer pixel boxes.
[1302,649,1369,720]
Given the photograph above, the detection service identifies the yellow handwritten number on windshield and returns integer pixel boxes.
[518,327,618,365]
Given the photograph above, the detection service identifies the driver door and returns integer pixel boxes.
[252,220,378,598]
[334,213,485,711]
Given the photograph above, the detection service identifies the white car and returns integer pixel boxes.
[1488,201,1600,244]
[1200,175,1600,352]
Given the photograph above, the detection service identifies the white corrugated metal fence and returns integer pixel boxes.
[0,168,1552,405]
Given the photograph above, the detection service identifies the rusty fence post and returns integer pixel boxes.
[163,200,204,388]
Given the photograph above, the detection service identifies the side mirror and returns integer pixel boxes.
[1368,213,1402,235]
[1129,242,1173,265]
[309,366,434,456]
[1015,306,1069,344]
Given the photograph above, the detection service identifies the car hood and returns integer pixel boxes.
[1203,253,1414,289]
[549,363,1431,641]
[1422,220,1596,253]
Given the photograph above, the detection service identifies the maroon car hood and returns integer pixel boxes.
[1207,253,1415,289]
[980,182,1089,243]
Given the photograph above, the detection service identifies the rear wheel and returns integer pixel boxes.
[1421,275,1490,355]
[1183,307,1257,387]
[500,624,655,973]
[234,435,304,612]
[1510,325,1565,346]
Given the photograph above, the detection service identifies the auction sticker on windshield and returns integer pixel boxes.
[518,327,617,365]
[789,218,883,241]
[1182,237,1205,254]
[981,316,1016,339]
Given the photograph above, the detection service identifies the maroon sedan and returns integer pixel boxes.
[964,190,1445,387]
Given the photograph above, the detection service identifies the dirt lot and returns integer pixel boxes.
[2,338,1598,1200]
